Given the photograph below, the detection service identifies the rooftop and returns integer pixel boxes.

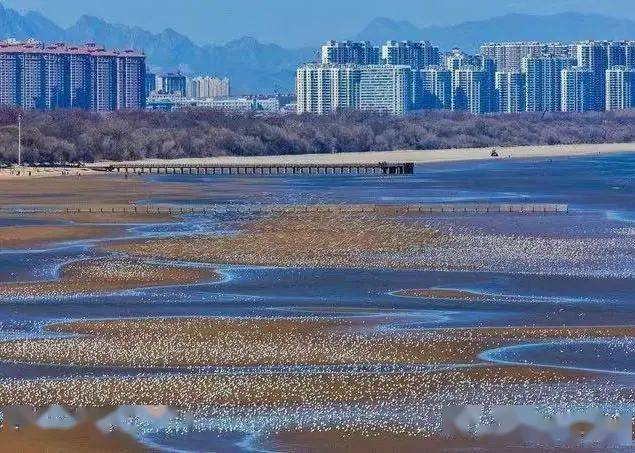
[0,40,144,57]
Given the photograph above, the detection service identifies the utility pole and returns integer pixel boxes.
[17,113,22,167]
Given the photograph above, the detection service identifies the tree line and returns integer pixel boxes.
[0,107,634,164]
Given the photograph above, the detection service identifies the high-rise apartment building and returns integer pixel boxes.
[297,64,411,115]
[494,72,526,113]
[413,66,452,110]
[451,67,488,114]
[561,66,594,112]
[523,55,574,112]
[156,72,187,97]
[145,72,157,98]
[358,65,412,114]
[0,51,19,106]
[606,66,635,111]
[297,64,353,114]
[0,40,145,111]
[300,38,635,116]
[575,41,609,111]
[19,51,46,109]
[44,50,69,109]
[444,49,481,71]
[480,57,497,113]
[480,42,570,72]
[93,53,117,111]
[381,41,441,69]
[187,76,231,99]
[625,42,635,69]
[321,41,380,65]
[68,51,92,109]
[116,51,146,110]
[607,41,627,67]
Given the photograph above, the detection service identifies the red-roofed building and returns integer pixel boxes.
[0,40,146,111]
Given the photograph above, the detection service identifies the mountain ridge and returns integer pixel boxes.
[0,3,315,93]
[354,12,635,51]
[1,3,635,93]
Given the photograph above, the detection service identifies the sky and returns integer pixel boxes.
[3,0,635,47]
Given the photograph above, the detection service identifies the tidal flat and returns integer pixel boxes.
[0,154,634,450]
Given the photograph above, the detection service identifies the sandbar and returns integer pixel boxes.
[0,258,220,298]
[108,212,444,270]
[0,365,593,407]
[0,317,631,368]
[0,224,120,249]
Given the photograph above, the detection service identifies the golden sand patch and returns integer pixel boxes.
[0,366,589,407]
[0,317,631,368]
[0,422,145,453]
[0,173,197,207]
[108,212,443,269]
[34,211,176,224]
[1,319,628,407]
[0,225,119,249]
[0,258,220,299]
[261,425,597,453]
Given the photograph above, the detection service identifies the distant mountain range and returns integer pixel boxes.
[2,3,635,93]
[0,3,316,94]
[355,13,635,51]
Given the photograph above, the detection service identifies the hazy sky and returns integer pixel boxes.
[3,0,635,47]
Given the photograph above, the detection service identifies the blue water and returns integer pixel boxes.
[0,153,633,360]
[482,340,635,375]
[147,153,635,212]
[1,152,634,451]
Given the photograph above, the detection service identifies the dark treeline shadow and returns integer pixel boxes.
[0,108,633,164]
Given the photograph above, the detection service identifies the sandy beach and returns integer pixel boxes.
[89,142,635,167]
[0,167,99,180]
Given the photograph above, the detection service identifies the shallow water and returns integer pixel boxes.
[482,340,635,375]
[1,152,634,450]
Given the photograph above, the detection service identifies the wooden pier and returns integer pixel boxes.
[2,203,569,216]
[92,162,416,176]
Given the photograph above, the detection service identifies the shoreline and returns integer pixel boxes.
[0,167,99,180]
[89,142,635,167]
[2,143,631,181]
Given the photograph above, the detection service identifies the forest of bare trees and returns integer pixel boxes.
[0,107,634,164]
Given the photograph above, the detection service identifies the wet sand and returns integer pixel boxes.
[0,422,145,452]
[0,317,631,368]
[108,212,444,270]
[261,426,614,453]
[0,258,220,298]
[106,209,625,276]
[0,173,197,208]
[34,211,177,224]
[0,365,594,407]
[0,224,121,249]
